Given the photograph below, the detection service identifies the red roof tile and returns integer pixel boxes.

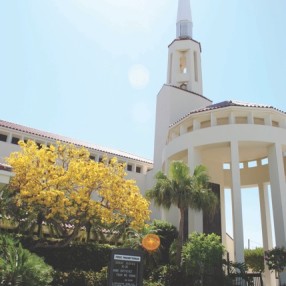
[170,100,285,127]
[0,163,12,172]
[0,120,153,165]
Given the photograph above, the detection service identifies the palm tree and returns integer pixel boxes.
[146,161,218,265]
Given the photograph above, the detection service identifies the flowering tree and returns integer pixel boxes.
[5,140,150,246]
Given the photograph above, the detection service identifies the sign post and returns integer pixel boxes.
[108,248,144,286]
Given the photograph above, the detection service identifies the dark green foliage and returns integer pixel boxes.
[149,220,178,264]
[181,232,225,286]
[0,234,53,286]
[143,281,164,286]
[52,267,107,286]
[23,242,112,272]
[244,247,265,272]
[265,246,286,273]
[148,264,184,286]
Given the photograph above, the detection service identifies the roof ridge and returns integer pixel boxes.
[170,99,285,127]
[0,119,153,164]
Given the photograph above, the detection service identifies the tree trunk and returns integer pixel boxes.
[183,208,189,242]
[86,221,91,242]
[37,212,44,239]
[176,207,186,266]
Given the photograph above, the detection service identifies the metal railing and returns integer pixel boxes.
[228,273,263,286]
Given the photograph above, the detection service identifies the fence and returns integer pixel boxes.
[228,273,263,286]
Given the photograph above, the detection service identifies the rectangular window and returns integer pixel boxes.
[168,53,173,83]
[248,160,257,168]
[223,163,231,170]
[36,142,42,149]
[272,121,279,127]
[187,125,193,132]
[11,137,20,145]
[235,117,248,124]
[254,117,265,125]
[217,118,228,125]
[127,164,133,172]
[0,134,8,142]
[89,155,95,161]
[180,53,187,74]
[200,120,211,129]
[194,51,198,82]
[98,157,103,163]
[136,166,142,174]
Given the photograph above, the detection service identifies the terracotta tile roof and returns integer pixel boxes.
[170,100,286,127]
[164,84,212,103]
[0,120,153,165]
[0,163,12,172]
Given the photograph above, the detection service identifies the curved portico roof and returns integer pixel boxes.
[170,100,286,127]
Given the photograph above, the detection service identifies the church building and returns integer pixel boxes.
[1,1,286,284]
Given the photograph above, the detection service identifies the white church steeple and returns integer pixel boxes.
[176,0,193,39]
[167,0,203,94]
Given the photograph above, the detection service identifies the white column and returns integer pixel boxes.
[188,146,203,233]
[259,183,273,250]
[220,184,227,247]
[268,143,286,285]
[268,144,286,247]
[258,183,276,286]
[230,140,244,263]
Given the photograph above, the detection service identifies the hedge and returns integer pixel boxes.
[24,242,112,272]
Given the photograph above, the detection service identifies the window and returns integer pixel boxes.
[217,118,228,125]
[127,164,133,172]
[36,142,42,149]
[223,163,230,170]
[200,120,211,129]
[272,121,279,127]
[180,53,187,74]
[235,117,247,124]
[248,160,257,168]
[11,137,20,145]
[98,157,103,163]
[261,158,268,165]
[187,125,193,132]
[254,117,264,125]
[136,166,142,174]
[194,51,198,82]
[89,155,95,161]
[0,134,7,142]
[168,53,173,83]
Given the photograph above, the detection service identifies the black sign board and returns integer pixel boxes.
[108,248,144,286]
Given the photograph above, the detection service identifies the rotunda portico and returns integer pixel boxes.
[162,101,286,266]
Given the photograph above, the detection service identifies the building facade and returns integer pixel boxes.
[1,1,285,284]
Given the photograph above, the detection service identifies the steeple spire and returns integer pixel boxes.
[176,0,193,39]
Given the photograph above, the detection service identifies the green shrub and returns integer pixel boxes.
[52,267,107,286]
[143,281,164,286]
[265,247,286,273]
[149,220,178,264]
[94,266,108,286]
[24,242,112,272]
[0,234,53,286]
[244,247,264,272]
[181,233,225,286]
[149,264,184,286]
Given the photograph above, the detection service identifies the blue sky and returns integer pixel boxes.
[1,0,286,248]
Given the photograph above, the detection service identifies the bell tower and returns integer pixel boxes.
[167,0,203,95]
[152,0,211,172]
